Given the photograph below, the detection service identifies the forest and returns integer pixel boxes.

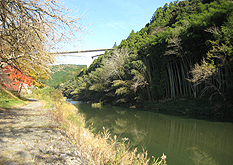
[45,64,86,89]
[60,0,233,118]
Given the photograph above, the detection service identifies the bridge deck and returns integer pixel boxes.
[54,48,114,55]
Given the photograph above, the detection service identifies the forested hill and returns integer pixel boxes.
[46,65,86,88]
[61,0,233,114]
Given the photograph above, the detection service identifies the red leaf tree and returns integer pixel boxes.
[0,53,33,93]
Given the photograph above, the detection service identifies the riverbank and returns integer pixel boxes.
[139,97,233,122]
[0,87,167,164]
[94,96,233,122]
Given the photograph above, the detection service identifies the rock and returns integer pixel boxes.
[5,161,20,165]
[60,153,67,157]
[37,162,45,165]
[1,137,8,142]
[19,151,33,159]
[30,149,39,157]
[39,148,47,154]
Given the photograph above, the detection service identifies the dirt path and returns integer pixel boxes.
[0,99,88,165]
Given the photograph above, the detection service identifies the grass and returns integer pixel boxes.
[26,87,167,165]
[0,85,26,109]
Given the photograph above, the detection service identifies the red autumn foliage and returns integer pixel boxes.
[1,65,33,91]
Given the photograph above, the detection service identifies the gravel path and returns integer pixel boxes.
[0,99,88,165]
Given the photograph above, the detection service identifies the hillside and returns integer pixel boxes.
[46,64,86,88]
[59,0,233,118]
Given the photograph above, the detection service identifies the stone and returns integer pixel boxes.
[39,148,47,154]
[29,149,39,157]
[1,137,8,142]
[37,162,45,165]
[60,153,67,157]
[5,161,20,165]
[19,151,33,159]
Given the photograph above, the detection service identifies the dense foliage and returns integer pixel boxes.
[61,0,233,112]
[45,64,86,89]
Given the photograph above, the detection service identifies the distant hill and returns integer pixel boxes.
[46,64,86,88]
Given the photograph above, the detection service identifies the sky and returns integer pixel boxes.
[60,0,172,51]
[55,51,105,67]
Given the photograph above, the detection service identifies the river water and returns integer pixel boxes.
[69,100,233,165]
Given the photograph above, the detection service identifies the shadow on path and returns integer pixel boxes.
[0,100,88,165]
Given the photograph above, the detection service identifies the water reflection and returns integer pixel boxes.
[71,102,233,165]
[187,147,217,165]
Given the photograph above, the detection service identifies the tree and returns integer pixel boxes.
[2,65,33,93]
[0,0,87,89]
[113,42,117,48]
[61,0,233,107]
[188,41,231,104]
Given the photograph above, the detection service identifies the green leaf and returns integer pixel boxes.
[112,80,130,88]
[115,87,130,95]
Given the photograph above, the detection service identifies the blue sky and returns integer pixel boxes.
[55,51,105,66]
[61,0,172,51]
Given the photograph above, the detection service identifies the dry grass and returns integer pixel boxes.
[51,100,166,164]
[29,88,167,165]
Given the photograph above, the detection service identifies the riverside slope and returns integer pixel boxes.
[0,99,88,165]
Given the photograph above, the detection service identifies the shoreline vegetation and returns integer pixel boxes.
[58,0,233,120]
[0,86,167,165]
[49,63,233,122]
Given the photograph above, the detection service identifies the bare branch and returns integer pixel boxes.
[0,0,87,83]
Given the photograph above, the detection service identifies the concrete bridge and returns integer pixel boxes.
[54,48,114,67]
[55,48,114,58]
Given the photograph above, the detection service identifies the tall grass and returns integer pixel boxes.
[27,87,167,165]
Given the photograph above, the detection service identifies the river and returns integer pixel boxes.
[68,100,233,165]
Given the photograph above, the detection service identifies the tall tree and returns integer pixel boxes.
[0,0,87,89]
